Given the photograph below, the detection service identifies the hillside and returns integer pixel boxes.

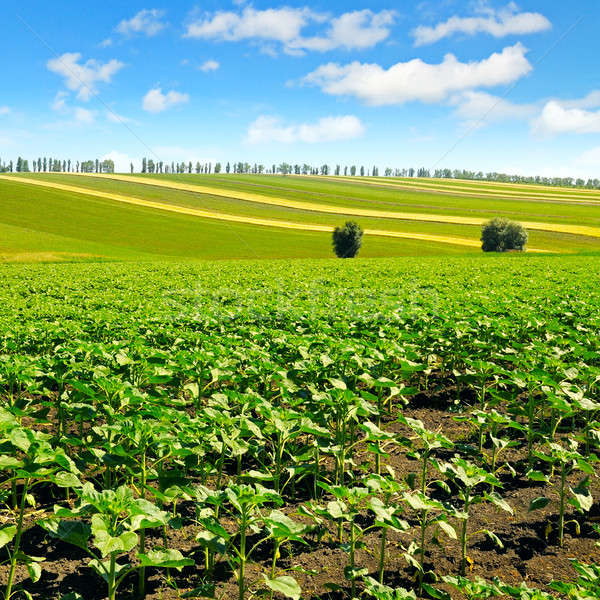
[0,173,599,261]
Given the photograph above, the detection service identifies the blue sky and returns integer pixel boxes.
[1,1,599,177]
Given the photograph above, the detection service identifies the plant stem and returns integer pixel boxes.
[313,445,319,500]
[378,528,387,584]
[559,463,566,548]
[138,449,147,599]
[349,522,356,599]
[108,553,117,600]
[269,540,281,600]
[238,513,247,600]
[418,510,427,592]
[460,492,471,576]
[5,479,28,600]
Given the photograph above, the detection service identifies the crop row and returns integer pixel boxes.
[0,257,599,599]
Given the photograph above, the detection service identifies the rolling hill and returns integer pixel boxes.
[0,172,598,262]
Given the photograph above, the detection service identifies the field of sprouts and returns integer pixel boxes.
[1,255,599,600]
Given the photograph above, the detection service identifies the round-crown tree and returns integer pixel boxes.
[481,218,528,252]
[332,221,363,258]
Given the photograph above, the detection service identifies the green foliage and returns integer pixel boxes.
[481,217,528,252]
[332,220,363,258]
[0,256,598,599]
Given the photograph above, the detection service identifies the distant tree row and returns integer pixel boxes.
[0,157,114,174]
[140,159,214,175]
[431,168,600,190]
[1,156,598,189]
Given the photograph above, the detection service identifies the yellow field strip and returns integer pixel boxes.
[0,175,553,252]
[330,175,600,202]
[426,177,600,196]
[322,175,600,204]
[62,172,600,240]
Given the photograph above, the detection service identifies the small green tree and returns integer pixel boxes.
[332,221,363,258]
[481,218,527,252]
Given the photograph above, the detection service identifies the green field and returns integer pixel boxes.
[0,173,599,261]
[1,255,600,600]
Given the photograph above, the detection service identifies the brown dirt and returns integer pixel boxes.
[1,399,599,600]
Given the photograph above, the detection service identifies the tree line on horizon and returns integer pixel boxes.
[0,157,115,174]
[1,156,598,190]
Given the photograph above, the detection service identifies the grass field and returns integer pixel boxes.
[0,173,599,261]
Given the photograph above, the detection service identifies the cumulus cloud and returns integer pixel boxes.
[47,52,124,101]
[116,9,166,37]
[413,2,550,46]
[291,10,396,52]
[184,7,395,54]
[74,107,96,124]
[142,87,189,113]
[532,101,600,136]
[199,59,220,72]
[302,43,532,106]
[246,115,365,144]
[451,90,536,124]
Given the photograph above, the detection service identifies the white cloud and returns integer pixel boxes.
[116,9,166,37]
[184,7,395,54]
[49,91,97,125]
[142,87,189,113]
[302,43,532,106]
[47,52,124,101]
[0,106,10,115]
[554,90,600,110]
[246,115,365,144]
[74,107,96,123]
[99,38,113,48]
[51,91,68,111]
[106,111,138,125]
[199,59,220,72]
[451,90,536,124]
[532,101,600,136]
[413,2,551,46]
[291,10,396,52]
[101,150,136,172]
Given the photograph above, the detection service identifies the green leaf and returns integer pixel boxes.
[26,561,42,583]
[9,428,31,452]
[526,470,550,483]
[195,531,227,555]
[422,584,451,600]
[262,575,302,600]
[0,525,16,549]
[52,471,82,488]
[329,378,347,390]
[344,566,369,581]
[482,529,503,548]
[437,521,457,540]
[528,497,551,512]
[485,491,513,515]
[39,519,90,550]
[138,549,194,570]
[0,456,23,470]
[569,487,593,513]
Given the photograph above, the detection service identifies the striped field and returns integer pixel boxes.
[0,172,598,261]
